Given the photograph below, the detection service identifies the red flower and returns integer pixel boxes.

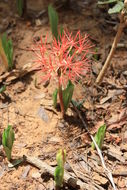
[33,30,93,86]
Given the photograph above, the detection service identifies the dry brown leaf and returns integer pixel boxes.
[95,102,110,109]
[107,109,127,127]
[117,178,126,188]
[100,89,124,104]
[91,120,105,135]
[0,62,36,83]
[92,172,108,185]
[104,144,125,163]
[106,133,122,144]
[108,121,126,132]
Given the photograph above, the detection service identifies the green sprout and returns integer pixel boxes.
[53,88,58,108]
[0,85,6,94]
[48,4,58,41]
[2,125,15,161]
[48,5,74,114]
[16,0,27,17]
[71,99,85,110]
[92,124,106,150]
[98,0,124,14]
[1,33,13,70]
[53,80,74,111]
[54,149,66,188]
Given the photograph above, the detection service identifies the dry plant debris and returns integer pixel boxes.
[0,0,127,190]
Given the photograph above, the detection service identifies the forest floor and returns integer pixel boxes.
[0,1,127,190]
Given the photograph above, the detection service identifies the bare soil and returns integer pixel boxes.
[0,1,127,190]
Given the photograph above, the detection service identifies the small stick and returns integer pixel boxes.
[23,155,89,189]
[96,0,127,84]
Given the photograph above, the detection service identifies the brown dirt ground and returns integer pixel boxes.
[0,1,127,190]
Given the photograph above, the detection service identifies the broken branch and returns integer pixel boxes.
[96,0,127,84]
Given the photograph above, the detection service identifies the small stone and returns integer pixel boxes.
[123,71,127,76]
[32,172,41,179]
[35,19,42,26]
[37,106,49,122]
[57,122,64,128]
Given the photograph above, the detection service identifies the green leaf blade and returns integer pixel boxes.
[4,146,12,161]
[71,99,85,109]
[62,80,74,112]
[2,125,15,161]
[48,4,58,41]
[92,124,106,150]
[1,33,13,70]
[16,0,24,17]
[56,149,66,167]
[0,85,6,94]
[54,166,64,187]
[54,149,66,187]
[108,1,124,14]
[52,88,58,108]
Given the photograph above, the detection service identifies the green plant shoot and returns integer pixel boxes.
[48,5,74,114]
[98,0,124,14]
[53,88,58,108]
[92,124,106,150]
[16,0,24,17]
[54,149,66,188]
[62,80,74,113]
[1,33,13,70]
[53,80,74,114]
[2,125,15,161]
[0,85,6,94]
[71,99,85,109]
[48,4,58,41]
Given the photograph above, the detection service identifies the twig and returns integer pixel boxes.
[71,101,117,190]
[96,0,127,84]
[23,155,98,189]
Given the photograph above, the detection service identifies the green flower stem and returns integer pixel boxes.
[58,81,65,117]
[55,185,61,190]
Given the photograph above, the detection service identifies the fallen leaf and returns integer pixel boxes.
[95,102,110,109]
[8,158,23,168]
[120,143,127,152]
[108,121,126,132]
[0,163,6,178]
[107,108,127,126]
[106,133,122,144]
[40,99,53,106]
[83,101,93,109]
[104,144,125,163]
[100,89,124,104]
[92,61,102,75]
[91,120,105,135]
[92,172,108,185]
[0,62,37,83]
[117,178,126,188]
[34,93,46,100]
[122,131,127,143]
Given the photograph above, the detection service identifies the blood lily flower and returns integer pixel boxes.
[33,30,93,116]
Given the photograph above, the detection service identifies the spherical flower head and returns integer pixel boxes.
[33,30,93,86]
